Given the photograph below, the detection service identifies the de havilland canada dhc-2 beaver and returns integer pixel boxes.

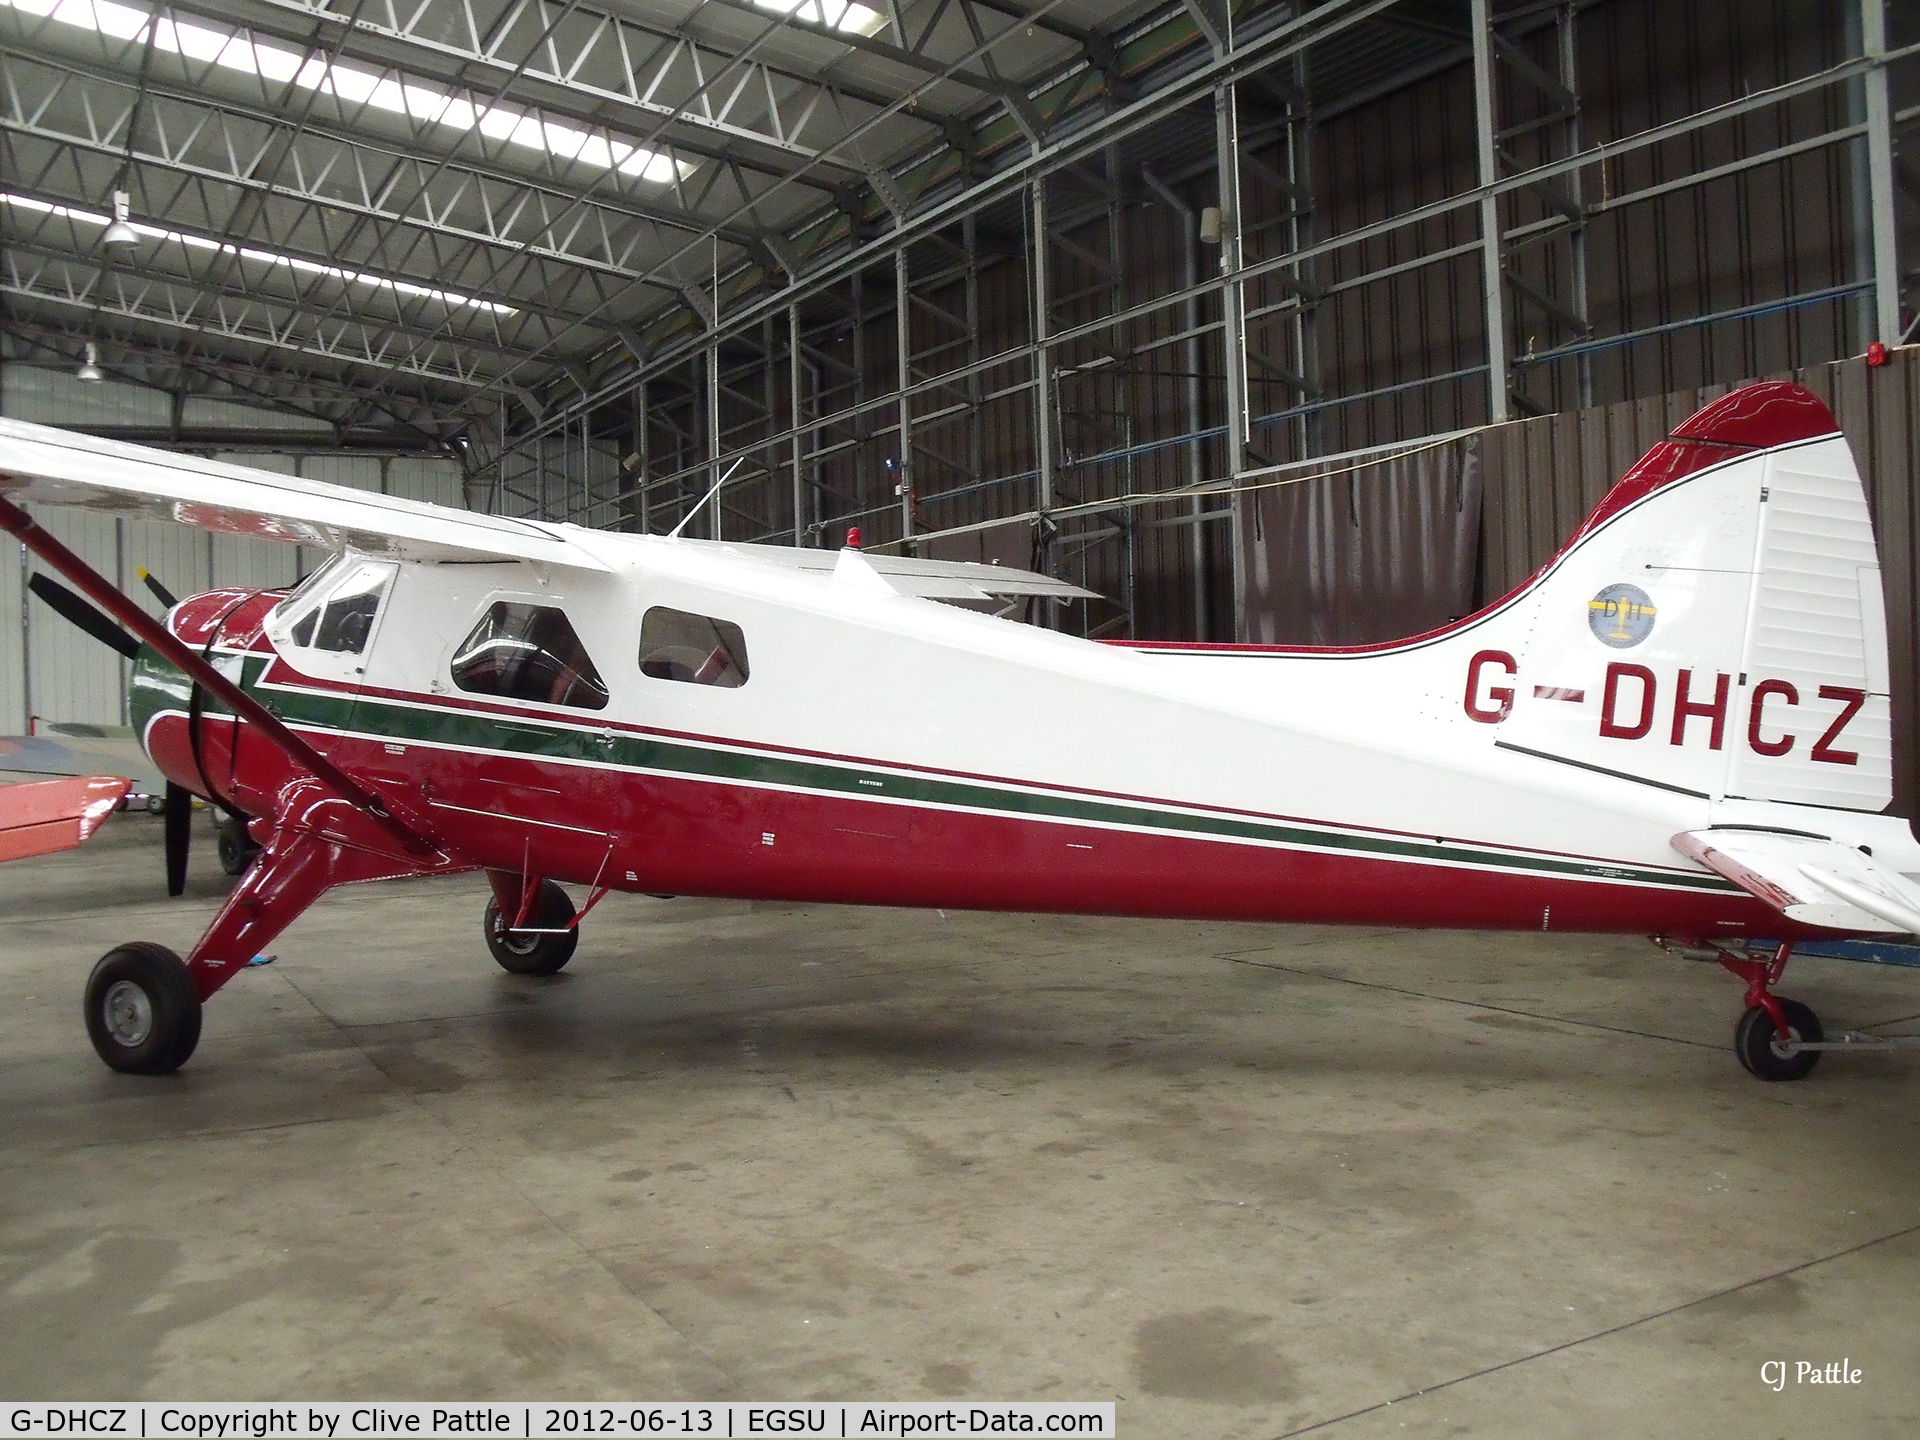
[2,380,1918,1082]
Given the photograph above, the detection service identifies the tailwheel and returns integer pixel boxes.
[84,942,203,1075]
[484,879,578,976]
[1735,999,1822,1083]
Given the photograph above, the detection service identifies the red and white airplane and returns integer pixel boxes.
[1,380,1915,1081]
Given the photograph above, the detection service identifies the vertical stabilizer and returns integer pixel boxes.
[1496,383,1892,814]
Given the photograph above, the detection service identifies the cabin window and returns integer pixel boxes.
[638,607,750,688]
[450,602,609,710]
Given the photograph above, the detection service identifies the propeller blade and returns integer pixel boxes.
[164,782,191,897]
[27,574,141,659]
[138,567,178,609]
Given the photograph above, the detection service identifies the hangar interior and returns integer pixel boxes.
[4,0,1920,1432]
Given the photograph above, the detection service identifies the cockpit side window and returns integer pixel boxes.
[310,563,394,654]
[450,602,609,711]
[268,554,345,648]
[266,555,394,658]
[638,607,750,688]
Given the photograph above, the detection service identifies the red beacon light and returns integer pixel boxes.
[845,526,862,548]
[1866,341,1889,368]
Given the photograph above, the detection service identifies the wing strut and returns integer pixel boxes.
[0,495,438,858]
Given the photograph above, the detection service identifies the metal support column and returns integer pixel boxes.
[1106,141,1136,640]
[17,540,30,734]
[1144,168,1209,639]
[1216,81,1251,635]
[789,303,804,545]
[896,246,914,551]
[634,381,650,534]
[1471,0,1511,422]
[1278,30,1322,463]
[852,269,867,534]
[964,215,983,490]
[1861,0,1900,345]
[1031,178,1056,527]
[1560,2,1593,408]
[705,341,722,539]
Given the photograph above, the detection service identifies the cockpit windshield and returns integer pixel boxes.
[267,555,344,637]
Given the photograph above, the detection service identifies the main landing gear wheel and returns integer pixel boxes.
[484,880,578,976]
[1735,999,1822,1083]
[84,942,203,1075]
[216,813,260,877]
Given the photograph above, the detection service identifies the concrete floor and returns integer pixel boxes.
[3,815,1919,1438]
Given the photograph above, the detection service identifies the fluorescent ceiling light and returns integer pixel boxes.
[0,0,691,183]
[748,0,886,37]
[2,191,519,315]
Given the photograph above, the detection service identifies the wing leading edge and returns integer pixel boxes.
[0,418,609,571]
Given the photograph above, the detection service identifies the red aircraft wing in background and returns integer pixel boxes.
[0,773,131,864]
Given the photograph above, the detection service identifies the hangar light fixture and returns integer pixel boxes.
[76,342,104,382]
[2,193,519,315]
[0,0,693,184]
[101,190,139,248]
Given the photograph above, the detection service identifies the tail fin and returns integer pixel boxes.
[1498,383,1892,813]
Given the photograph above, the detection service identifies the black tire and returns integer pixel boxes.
[216,814,258,876]
[484,880,579,976]
[1735,999,1822,1082]
[84,942,203,1075]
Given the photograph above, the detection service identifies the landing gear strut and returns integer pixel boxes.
[1717,945,1822,1082]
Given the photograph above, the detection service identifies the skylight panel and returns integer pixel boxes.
[0,0,693,183]
[749,0,887,36]
[2,192,519,314]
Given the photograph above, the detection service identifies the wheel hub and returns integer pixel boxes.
[101,979,154,1048]
[491,913,539,956]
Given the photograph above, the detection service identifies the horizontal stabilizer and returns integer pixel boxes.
[0,418,608,571]
[1674,829,1920,935]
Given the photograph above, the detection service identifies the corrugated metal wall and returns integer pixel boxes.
[1,364,466,733]
[617,0,1900,649]
[1478,347,1920,820]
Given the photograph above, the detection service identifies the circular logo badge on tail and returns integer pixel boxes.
[1588,583,1656,648]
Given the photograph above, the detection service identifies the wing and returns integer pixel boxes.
[838,549,1098,600]
[0,775,130,863]
[696,539,1099,601]
[0,417,609,571]
[1674,829,1920,935]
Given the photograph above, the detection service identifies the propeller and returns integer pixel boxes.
[29,570,196,895]
[137,566,179,609]
[164,782,192,897]
[27,574,141,659]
